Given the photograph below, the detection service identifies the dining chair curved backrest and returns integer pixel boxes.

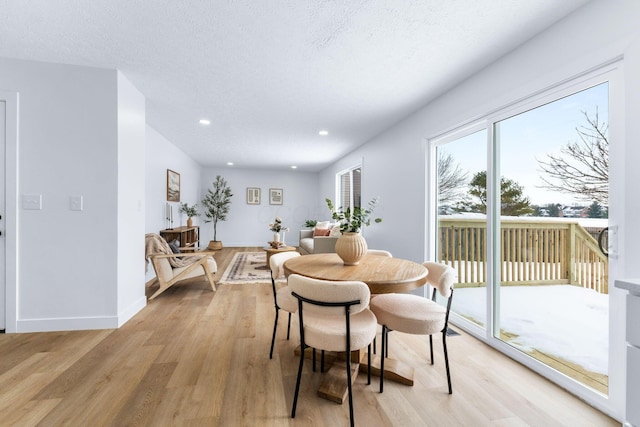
[367,249,393,257]
[369,261,456,394]
[288,274,377,427]
[268,251,301,359]
[424,261,455,299]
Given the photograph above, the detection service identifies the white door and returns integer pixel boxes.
[0,101,5,330]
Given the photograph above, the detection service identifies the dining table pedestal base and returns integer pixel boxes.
[362,354,414,386]
[295,346,415,404]
[318,360,360,404]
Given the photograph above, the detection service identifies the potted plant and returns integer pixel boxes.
[326,197,382,265]
[201,175,233,250]
[179,202,199,228]
[268,216,289,247]
[326,197,382,233]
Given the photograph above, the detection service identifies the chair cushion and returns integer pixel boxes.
[302,309,377,352]
[276,286,298,313]
[370,293,446,335]
[168,240,181,253]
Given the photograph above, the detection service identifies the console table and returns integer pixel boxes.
[159,226,199,252]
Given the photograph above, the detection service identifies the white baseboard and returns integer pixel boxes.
[16,315,120,333]
[117,296,147,327]
[14,297,146,333]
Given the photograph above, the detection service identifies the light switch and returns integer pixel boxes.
[70,195,83,211]
[23,194,42,210]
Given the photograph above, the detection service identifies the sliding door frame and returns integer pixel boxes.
[428,60,623,417]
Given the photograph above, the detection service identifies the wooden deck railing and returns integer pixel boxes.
[438,218,609,294]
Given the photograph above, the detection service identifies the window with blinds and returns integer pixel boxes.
[338,166,361,209]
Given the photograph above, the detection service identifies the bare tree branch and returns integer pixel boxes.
[437,152,468,204]
[537,110,608,204]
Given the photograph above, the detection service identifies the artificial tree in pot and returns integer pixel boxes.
[201,175,233,250]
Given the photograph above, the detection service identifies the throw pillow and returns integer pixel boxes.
[313,228,331,237]
[168,240,181,254]
[329,224,342,237]
[315,220,331,229]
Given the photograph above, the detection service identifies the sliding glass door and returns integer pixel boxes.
[435,129,488,330]
[494,82,609,393]
[433,79,610,395]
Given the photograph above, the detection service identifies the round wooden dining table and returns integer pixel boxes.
[283,253,429,404]
[283,253,428,294]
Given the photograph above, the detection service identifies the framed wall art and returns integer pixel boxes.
[269,188,283,205]
[247,187,261,205]
[167,169,180,202]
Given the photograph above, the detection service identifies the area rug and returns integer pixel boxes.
[218,252,275,285]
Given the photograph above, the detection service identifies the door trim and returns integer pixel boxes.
[1,91,19,333]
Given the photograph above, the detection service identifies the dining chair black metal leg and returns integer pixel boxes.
[385,330,389,358]
[291,343,305,418]
[286,312,292,340]
[321,350,325,373]
[373,336,377,354]
[380,325,386,393]
[269,308,279,359]
[429,334,434,365]
[443,332,452,394]
[312,347,316,372]
[367,343,372,385]
[346,336,354,427]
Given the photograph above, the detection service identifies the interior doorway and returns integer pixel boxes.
[1,100,6,331]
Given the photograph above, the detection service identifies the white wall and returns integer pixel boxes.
[144,126,203,281]
[318,0,640,420]
[116,71,147,324]
[0,58,125,331]
[199,167,321,247]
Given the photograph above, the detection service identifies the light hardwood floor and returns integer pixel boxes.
[0,247,618,426]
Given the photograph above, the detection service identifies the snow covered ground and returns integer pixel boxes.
[452,284,609,375]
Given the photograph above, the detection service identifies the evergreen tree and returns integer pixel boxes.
[586,201,604,218]
[466,171,534,216]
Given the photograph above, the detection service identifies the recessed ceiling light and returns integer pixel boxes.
[318,130,329,136]
[227,162,234,166]
[291,165,297,169]
[199,119,211,125]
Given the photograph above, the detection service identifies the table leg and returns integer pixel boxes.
[313,348,415,404]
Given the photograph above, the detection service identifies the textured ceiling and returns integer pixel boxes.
[0,0,590,171]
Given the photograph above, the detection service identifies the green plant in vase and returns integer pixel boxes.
[326,197,382,233]
[179,202,199,227]
[326,197,382,265]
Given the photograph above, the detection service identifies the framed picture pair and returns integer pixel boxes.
[246,187,283,205]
